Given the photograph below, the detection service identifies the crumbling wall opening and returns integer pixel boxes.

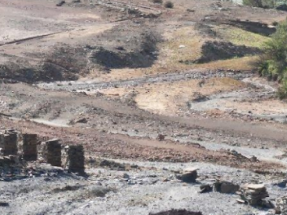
[22,133,38,161]
[0,130,18,156]
[42,139,62,167]
[65,145,85,174]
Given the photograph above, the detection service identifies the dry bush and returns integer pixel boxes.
[164,1,174,8]
[152,0,163,4]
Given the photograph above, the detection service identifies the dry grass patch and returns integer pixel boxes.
[132,78,245,115]
[192,56,258,71]
[158,26,204,70]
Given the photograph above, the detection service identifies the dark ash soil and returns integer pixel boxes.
[228,20,276,36]
[195,41,261,64]
[150,210,203,215]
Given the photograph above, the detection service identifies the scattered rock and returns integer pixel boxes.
[56,1,65,6]
[213,180,239,194]
[99,159,126,171]
[186,9,195,12]
[84,186,113,198]
[0,202,9,207]
[177,168,198,183]
[70,117,88,124]
[123,173,130,179]
[199,184,212,193]
[0,156,16,166]
[276,196,287,215]
[192,92,209,102]
[53,184,83,193]
[274,180,287,188]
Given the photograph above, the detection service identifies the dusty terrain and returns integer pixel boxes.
[1,0,287,214]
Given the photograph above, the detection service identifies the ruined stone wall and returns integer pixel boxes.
[22,134,38,161]
[0,130,18,156]
[65,145,85,173]
[42,139,61,167]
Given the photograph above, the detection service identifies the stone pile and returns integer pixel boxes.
[276,196,287,215]
[178,168,198,183]
[65,145,85,173]
[42,139,62,167]
[0,130,18,156]
[238,184,269,206]
[22,134,38,161]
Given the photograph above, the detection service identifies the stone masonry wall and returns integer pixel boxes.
[42,139,61,167]
[22,134,38,161]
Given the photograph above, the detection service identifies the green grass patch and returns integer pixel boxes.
[215,26,270,49]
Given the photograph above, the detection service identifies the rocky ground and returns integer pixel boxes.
[1,0,287,214]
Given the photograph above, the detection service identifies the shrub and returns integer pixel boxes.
[259,20,287,98]
[243,0,276,8]
[164,1,174,8]
[152,0,163,4]
[272,21,279,26]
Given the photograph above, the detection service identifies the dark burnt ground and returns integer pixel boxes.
[89,24,161,70]
[0,22,161,83]
[228,20,276,36]
[194,41,262,64]
[0,45,88,83]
